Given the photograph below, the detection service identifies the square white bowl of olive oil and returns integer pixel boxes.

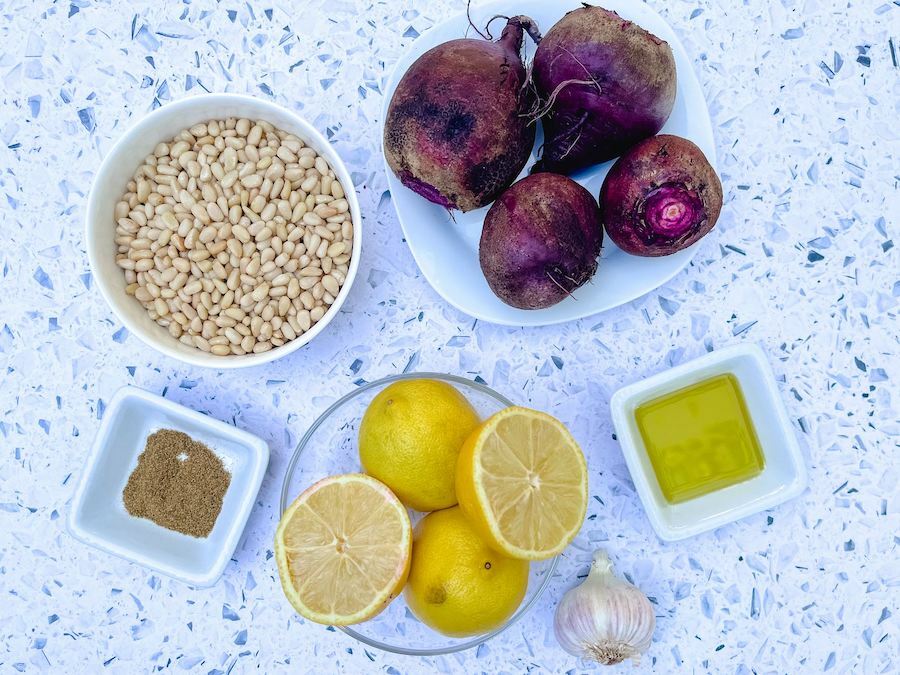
[610,343,807,541]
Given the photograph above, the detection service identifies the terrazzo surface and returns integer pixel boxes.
[1,0,898,672]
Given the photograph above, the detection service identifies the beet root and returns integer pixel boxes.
[599,134,722,257]
[530,5,676,174]
[384,16,541,212]
[479,173,603,309]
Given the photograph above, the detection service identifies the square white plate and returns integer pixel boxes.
[68,386,269,586]
[382,0,717,326]
[610,344,807,541]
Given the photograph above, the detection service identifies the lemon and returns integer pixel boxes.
[359,379,480,511]
[275,473,412,626]
[456,406,588,560]
[405,506,529,636]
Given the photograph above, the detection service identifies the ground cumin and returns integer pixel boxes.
[123,429,231,538]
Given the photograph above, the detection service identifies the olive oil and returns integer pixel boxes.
[635,374,764,503]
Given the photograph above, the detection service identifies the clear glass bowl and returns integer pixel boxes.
[280,372,559,656]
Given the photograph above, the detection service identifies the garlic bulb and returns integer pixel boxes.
[554,549,655,665]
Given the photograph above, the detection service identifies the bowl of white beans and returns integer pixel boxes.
[86,93,361,368]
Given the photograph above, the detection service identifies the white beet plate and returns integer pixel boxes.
[382,0,716,326]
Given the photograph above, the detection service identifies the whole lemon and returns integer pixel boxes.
[359,379,480,511]
[405,506,529,637]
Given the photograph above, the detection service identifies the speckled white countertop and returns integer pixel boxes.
[1,0,898,672]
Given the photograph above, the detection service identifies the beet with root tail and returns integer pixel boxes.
[384,16,542,212]
[530,5,676,175]
[479,172,603,309]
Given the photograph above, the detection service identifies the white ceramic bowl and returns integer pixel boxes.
[610,343,807,541]
[86,93,362,368]
[68,386,269,587]
[382,0,716,326]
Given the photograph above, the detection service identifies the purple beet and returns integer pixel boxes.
[599,134,722,256]
[384,16,542,212]
[530,5,676,174]
[479,173,603,309]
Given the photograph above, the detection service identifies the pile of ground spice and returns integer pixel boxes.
[123,428,231,538]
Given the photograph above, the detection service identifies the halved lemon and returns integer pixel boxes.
[275,473,412,625]
[456,407,588,560]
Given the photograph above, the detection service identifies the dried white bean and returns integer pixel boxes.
[117,118,350,356]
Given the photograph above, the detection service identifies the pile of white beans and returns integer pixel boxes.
[114,118,352,356]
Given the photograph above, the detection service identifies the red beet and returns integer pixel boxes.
[479,173,603,309]
[530,5,676,174]
[384,16,542,212]
[599,134,722,256]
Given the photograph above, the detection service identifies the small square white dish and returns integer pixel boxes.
[610,343,807,541]
[68,386,269,586]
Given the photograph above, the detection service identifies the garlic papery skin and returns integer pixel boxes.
[554,549,656,665]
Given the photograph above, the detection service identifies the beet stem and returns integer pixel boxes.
[496,15,541,51]
[511,15,543,45]
[465,1,540,46]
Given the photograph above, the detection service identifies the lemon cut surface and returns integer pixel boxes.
[275,473,412,625]
[456,406,588,560]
